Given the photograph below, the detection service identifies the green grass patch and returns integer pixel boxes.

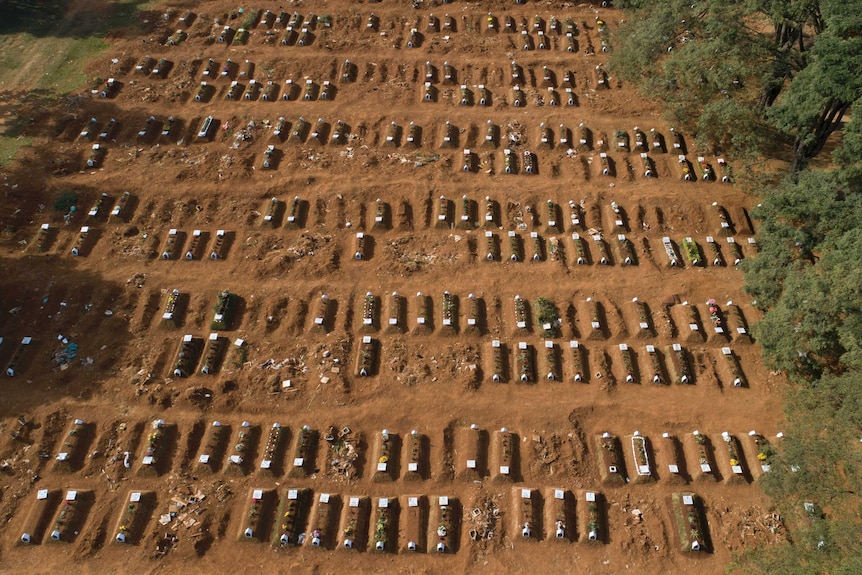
[0,136,33,166]
[0,31,107,93]
[0,0,154,93]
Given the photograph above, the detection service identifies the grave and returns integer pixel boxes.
[629,431,654,483]
[460,424,484,480]
[705,236,724,266]
[585,298,606,340]
[385,291,404,334]
[618,344,637,383]
[651,128,665,152]
[200,333,224,375]
[671,493,710,553]
[356,336,376,376]
[196,421,230,474]
[658,433,688,484]
[516,488,538,540]
[645,345,666,384]
[430,496,457,554]
[484,231,499,261]
[584,491,604,543]
[210,289,236,330]
[340,497,370,550]
[86,144,105,168]
[53,418,91,473]
[509,232,523,261]
[371,498,394,552]
[571,233,588,265]
[720,431,749,484]
[48,490,91,543]
[197,115,215,139]
[308,493,339,549]
[413,292,433,334]
[138,419,173,476]
[440,291,458,335]
[545,489,577,542]
[593,234,611,264]
[678,155,694,181]
[273,488,309,546]
[596,433,626,486]
[114,491,154,545]
[70,226,90,257]
[721,347,746,387]
[662,237,681,267]
[666,343,693,384]
[160,228,181,260]
[530,232,543,261]
[289,425,316,478]
[517,342,533,383]
[641,153,654,177]
[570,341,585,382]
[285,195,303,229]
[725,301,752,344]
[490,427,516,483]
[184,230,202,260]
[490,340,506,383]
[688,431,718,481]
[681,237,702,266]
[259,423,287,476]
[402,495,426,553]
[172,334,198,377]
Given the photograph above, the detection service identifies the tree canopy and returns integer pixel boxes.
[612,0,862,168]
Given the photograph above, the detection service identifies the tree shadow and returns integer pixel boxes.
[0,1,154,39]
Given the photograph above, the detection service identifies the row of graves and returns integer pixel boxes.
[71,108,733,184]
[133,56,617,103]
[191,76,337,104]
[258,195,752,243]
[32,225,230,261]
[594,429,779,489]
[28,190,230,260]
[419,62,610,107]
[28,416,780,488]
[146,8,614,55]
[15,484,713,554]
[327,291,754,341]
[30,194,751,263]
[17,487,606,551]
[483,337,748,388]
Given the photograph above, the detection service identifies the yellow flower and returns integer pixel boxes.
[379,456,388,463]
[729,458,738,466]
[757,453,768,461]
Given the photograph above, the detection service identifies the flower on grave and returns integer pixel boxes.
[379,456,388,463]
[757,452,768,461]
[729,458,738,466]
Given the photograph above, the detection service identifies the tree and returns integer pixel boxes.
[611,0,777,157]
[767,1,862,171]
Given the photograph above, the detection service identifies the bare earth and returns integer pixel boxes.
[0,2,785,574]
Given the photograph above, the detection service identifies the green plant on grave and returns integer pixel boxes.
[53,192,77,212]
[535,297,560,335]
